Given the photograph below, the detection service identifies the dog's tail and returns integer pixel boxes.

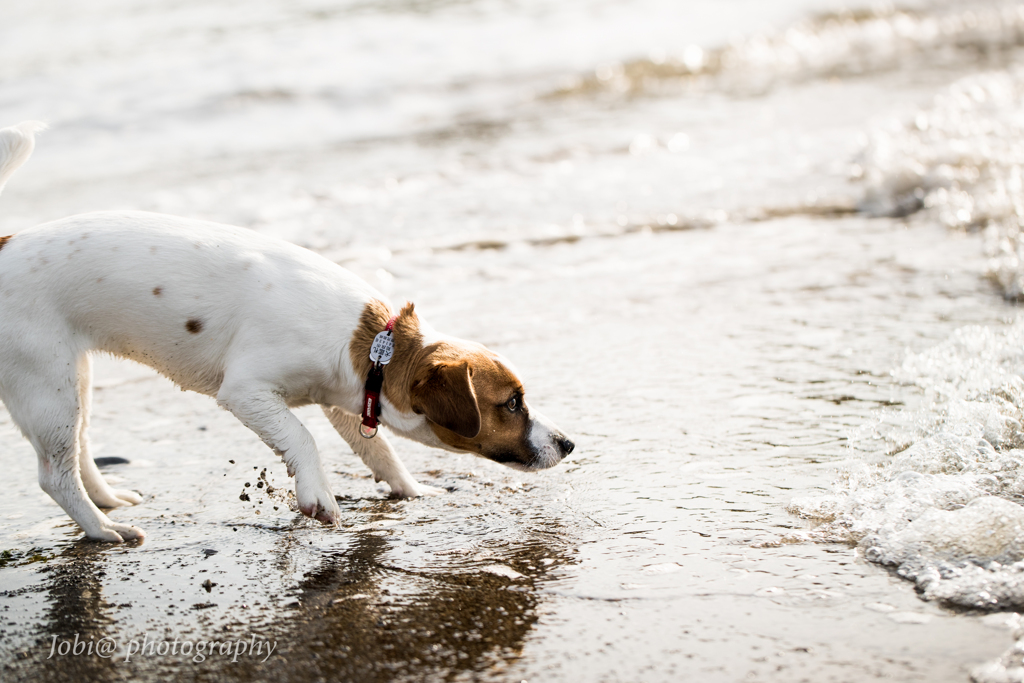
[0,121,46,198]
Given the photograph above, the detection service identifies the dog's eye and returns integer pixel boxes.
[505,397,518,412]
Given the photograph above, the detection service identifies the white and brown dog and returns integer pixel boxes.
[0,122,574,542]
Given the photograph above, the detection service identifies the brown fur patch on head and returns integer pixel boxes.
[0,235,12,253]
[152,286,163,296]
[410,360,481,438]
[415,341,535,467]
[185,318,204,334]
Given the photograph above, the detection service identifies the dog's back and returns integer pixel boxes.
[0,211,377,396]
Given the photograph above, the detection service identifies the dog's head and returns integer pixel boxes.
[407,341,574,471]
[358,301,574,469]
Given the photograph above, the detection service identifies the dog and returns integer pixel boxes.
[0,121,574,542]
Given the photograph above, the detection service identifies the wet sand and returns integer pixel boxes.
[1,214,1018,681]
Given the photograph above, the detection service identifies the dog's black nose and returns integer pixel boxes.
[557,435,575,457]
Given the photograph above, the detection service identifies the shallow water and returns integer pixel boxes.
[5,0,1024,681]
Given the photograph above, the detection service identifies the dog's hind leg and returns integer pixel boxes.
[322,407,445,498]
[2,352,145,542]
[217,380,341,526]
[76,354,143,508]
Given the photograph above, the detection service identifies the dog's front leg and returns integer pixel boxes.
[217,384,341,525]
[322,407,445,498]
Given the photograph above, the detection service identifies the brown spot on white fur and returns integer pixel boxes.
[0,235,11,252]
[152,286,162,296]
[185,318,203,334]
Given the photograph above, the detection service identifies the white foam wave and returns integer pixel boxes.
[789,323,1024,601]
[555,2,1024,98]
[788,322,1024,680]
[973,613,1024,683]
[856,62,1024,299]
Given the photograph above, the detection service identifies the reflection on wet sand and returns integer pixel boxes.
[11,541,121,683]
[222,500,575,682]
[2,499,575,682]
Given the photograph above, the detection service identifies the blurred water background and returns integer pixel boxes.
[7,0,1024,680]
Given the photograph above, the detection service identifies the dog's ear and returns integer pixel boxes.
[410,361,481,439]
[393,301,419,336]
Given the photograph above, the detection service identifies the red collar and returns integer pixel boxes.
[359,315,398,438]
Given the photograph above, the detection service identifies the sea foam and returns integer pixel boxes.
[788,322,1024,680]
[789,322,1024,609]
[856,63,1024,300]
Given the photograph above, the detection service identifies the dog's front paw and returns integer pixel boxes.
[87,522,146,543]
[112,489,143,506]
[89,488,142,509]
[296,483,341,526]
[389,480,446,499]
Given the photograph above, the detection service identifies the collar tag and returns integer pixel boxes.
[360,314,399,439]
[369,331,394,365]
